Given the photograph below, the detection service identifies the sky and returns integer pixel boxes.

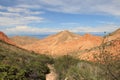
[0,0,120,35]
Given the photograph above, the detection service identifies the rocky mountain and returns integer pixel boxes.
[10,36,39,46]
[105,28,120,41]
[0,31,14,45]
[78,39,120,61]
[78,28,120,61]
[23,30,102,56]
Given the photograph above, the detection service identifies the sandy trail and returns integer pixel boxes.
[46,64,58,80]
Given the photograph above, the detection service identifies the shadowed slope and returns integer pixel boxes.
[0,39,53,80]
[10,36,39,46]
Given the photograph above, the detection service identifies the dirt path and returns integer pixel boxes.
[46,64,58,80]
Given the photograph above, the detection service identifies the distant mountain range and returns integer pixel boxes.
[0,29,119,80]
[0,28,120,60]
[8,32,105,39]
[10,30,103,56]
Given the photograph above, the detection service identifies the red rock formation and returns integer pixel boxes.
[79,28,120,61]
[105,28,120,41]
[79,39,120,61]
[0,31,14,45]
[23,31,102,56]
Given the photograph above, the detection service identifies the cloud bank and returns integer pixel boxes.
[0,0,120,35]
[2,25,119,35]
[0,5,44,26]
[15,0,120,16]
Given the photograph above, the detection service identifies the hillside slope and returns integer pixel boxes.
[10,36,39,46]
[0,40,53,80]
[78,38,120,61]
[23,30,102,56]
[0,31,14,45]
[105,28,120,41]
[78,28,120,61]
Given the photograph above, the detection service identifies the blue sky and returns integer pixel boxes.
[0,0,120,35]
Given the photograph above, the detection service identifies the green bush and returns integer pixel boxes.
[0,40,54,80]
[54,55,79,80]
[66,62,106,80]
[54,55,110,80]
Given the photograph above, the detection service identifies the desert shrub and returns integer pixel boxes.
[0,40,54,80]
[0,65,28,80]
[54,55,80,80]
[95,35,120,80]
[66,61,106,80]
[54,55,111,80]
[36,54,54,64]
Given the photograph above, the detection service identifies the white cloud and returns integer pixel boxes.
[0,12,21,17]
[0,0,120,27]
[0,5,44,26]
[0,0,120,35]
[71,25,120,32]
[7,6,44,14]
[0,5,5,9]
[37,0,120,16]
[17,4,41,9]
[7,7,27,13]
[1,0,120,16]
[3,26,62,34]
[2,24,119,35]
[0,16,44,26]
